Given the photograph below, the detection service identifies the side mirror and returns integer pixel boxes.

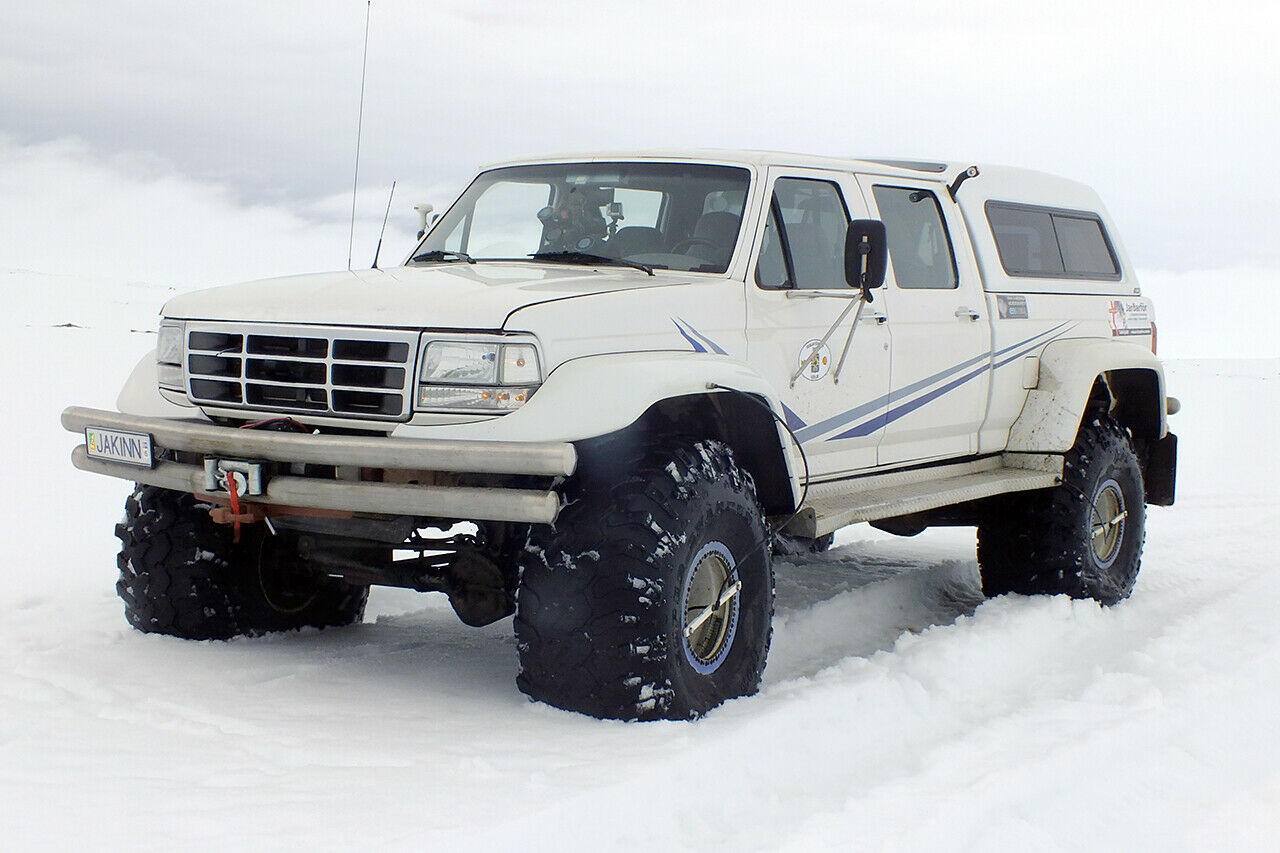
[844,219,887,293]
[414,203,437,240]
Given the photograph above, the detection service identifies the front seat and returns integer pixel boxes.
[608,225,663,258]
[685,211,741,269]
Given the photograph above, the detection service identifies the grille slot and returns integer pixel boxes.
[333,340,409,363]
[189,379,242,404]
[332,364,405,389]
[188,354,240,378]
[246,358,327,385]
[189,331,242,352]
[248,335,328,359]
[247,384,328,410]
[185,323,417,421]
[332,390,403,416]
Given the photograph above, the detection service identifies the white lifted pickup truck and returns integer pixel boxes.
[64,151,1177,720]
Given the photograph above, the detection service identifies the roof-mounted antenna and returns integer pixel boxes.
[372,180,396,269]
[347,1,372,270]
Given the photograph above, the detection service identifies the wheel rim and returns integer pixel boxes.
[1089,478,1127,570]
[681,542,741,674]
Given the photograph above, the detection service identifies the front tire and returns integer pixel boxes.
[515,439,774,720]
[977,415,1145,604]
[115,485,368,639]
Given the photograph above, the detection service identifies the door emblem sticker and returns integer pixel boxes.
[798,340,832,381]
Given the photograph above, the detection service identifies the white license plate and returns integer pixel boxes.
[85,427,154,468]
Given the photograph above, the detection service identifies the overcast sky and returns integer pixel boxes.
[3,1,1278,279]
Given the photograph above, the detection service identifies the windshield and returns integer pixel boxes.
[411,162,751,273]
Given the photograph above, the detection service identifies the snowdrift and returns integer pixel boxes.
[2,267,1277,849]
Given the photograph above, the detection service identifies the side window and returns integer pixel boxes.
[604,188,666,260]
[986,204,1063,275]
[755,206,788,289]
[443,219,464,253]
[986,201,1119,279]
[754,178,849,290]
[464,181,552,257]
[871,186,958,289]
[1052,214,1118,276]
[704,189,746,217]
[611,188,664,229]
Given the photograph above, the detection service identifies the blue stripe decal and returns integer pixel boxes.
[830,411,888,439]
[992,322,1072,359]
[794,394,889,444]
[672,318,729,356]
[794,322,1071,443]
[672,320,707,353]
[681,319,728,355]
[830,363,988,440]
[826,323,1075,441]
[780,403,806,431]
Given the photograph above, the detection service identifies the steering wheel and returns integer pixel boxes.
[670,236,720,255]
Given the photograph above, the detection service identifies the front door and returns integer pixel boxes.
[744,168,891,479]
[855,176,993,465]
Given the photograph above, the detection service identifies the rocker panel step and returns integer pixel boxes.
[788,456,1062,538]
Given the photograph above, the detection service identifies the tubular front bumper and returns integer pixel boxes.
[61,406,576,524]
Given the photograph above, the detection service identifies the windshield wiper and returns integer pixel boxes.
[411,250,475,264]
[528,251,654,276]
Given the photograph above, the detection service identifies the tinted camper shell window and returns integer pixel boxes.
[985,201,1121,281]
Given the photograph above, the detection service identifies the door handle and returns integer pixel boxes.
[955,306,981,321]
[861,312,888,324]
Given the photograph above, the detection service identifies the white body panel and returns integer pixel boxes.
[1007,338,1167,453]
[952,165,1140,298]
[853,171,993,466]
[976,292,1156,453]
[162,264,698,330]
[743,166,889,477]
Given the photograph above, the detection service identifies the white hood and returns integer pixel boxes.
[162,263,684,330]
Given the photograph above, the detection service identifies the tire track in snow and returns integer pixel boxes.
[767,550,983,684]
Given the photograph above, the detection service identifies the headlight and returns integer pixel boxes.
[420,341,500,385]
[157,320,185,391]
[416,338,542,412]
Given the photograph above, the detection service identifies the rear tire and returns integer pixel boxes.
[977,415,1145,604]
[515,439,774,720]
[115,485,368,639]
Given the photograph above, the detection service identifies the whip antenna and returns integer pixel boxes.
[347,1,372,270]
[372,180,396,269]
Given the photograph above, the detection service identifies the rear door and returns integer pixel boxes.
[856,176,992,465]
[744,168,890,477]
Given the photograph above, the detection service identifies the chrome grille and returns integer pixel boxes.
[185,323,418,421]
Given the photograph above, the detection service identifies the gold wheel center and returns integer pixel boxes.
[683,551,739,665]
[1089,481,1126,566]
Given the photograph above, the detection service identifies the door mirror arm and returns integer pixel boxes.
[857,238,874,303]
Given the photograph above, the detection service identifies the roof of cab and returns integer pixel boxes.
[476,149,1128,291]
[482,149,965,179]
[479,150,1100,204]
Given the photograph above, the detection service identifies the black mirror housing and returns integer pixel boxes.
[844,219,888,291]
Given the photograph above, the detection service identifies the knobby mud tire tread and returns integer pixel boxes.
[977,415,1145,605]
[515,439,773,721]
[116,485,367,639]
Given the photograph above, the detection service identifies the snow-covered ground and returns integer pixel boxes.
[2,268,1277,850]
